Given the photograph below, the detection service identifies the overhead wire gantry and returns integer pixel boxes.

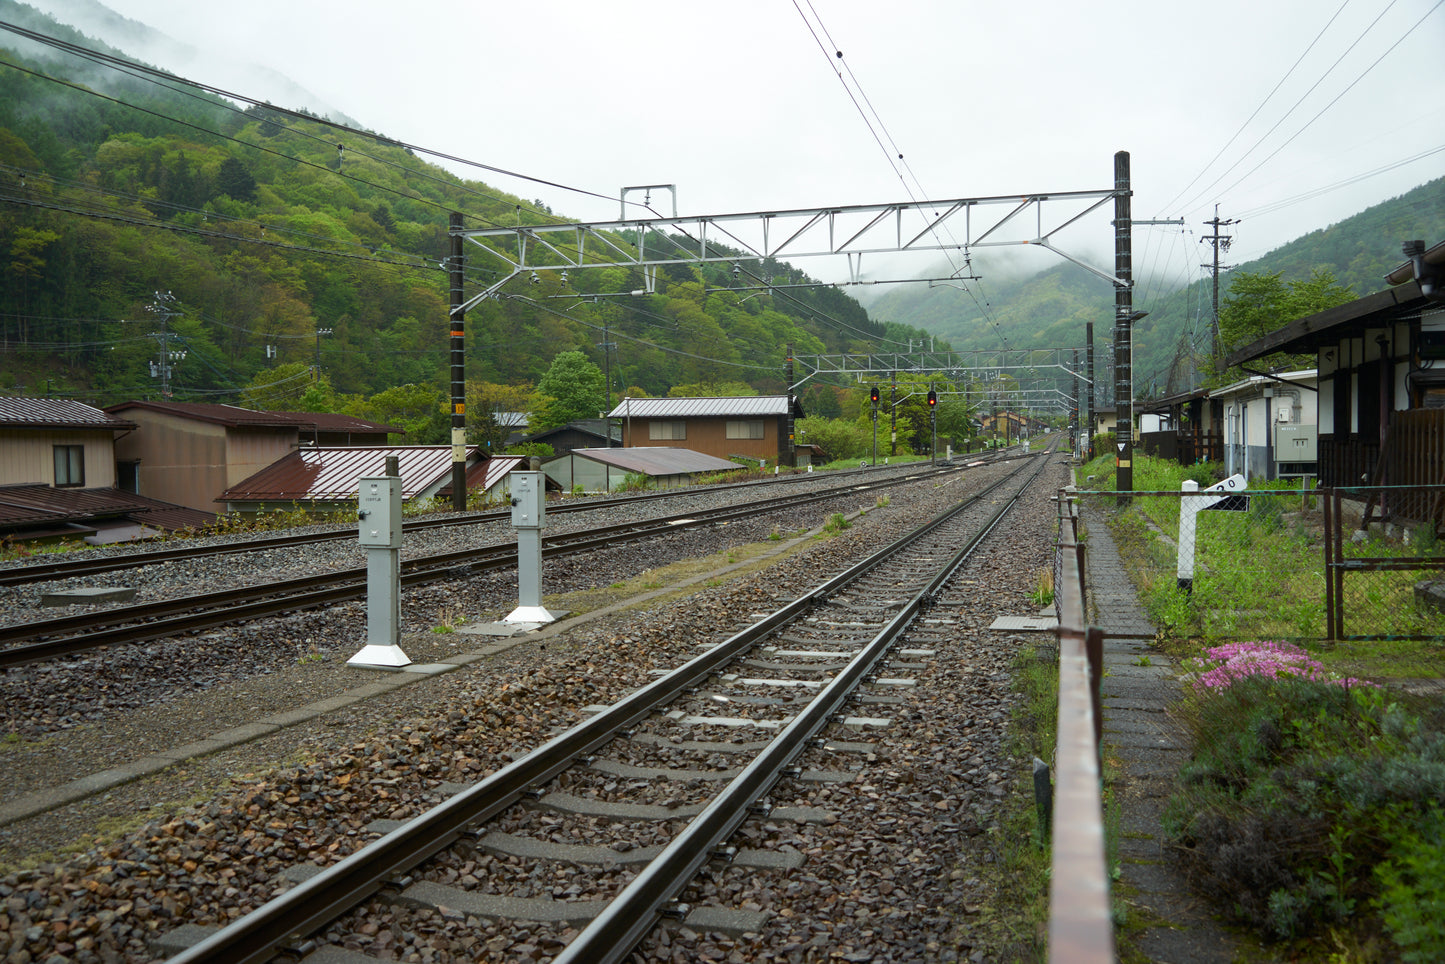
[442,152,1140,506]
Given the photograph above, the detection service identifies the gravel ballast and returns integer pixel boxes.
[0,458,1066,963]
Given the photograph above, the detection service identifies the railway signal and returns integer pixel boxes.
[927,390,937,407]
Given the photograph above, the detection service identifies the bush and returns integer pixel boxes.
[1165,663,1445,948]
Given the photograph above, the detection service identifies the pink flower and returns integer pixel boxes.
[1184,640,1376,693]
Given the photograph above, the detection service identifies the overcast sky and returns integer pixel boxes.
[25,0,1445,290]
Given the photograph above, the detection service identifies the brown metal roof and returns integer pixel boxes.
[564,447,742,476]
[219,445,491,502]
[0,485,215,532]
[268,411,406,434]
[0,397,136,431]
[104,400,310,428]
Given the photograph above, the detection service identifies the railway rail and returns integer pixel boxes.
[0,459,980,589]
[164,446,1054,964]
[0,462,969,668]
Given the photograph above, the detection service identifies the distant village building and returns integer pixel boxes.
[543,447,741,493]
[0,397,135,489]
[0,397,214,542]
[103,401,401,513]
[607,396,803,466]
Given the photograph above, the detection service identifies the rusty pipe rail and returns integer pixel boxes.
[1049,487,1113,961]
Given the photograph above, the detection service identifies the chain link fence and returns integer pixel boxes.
[1070,484,1445,643]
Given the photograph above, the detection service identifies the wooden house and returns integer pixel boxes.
[1224,238,1445,522]
[0,397,136,489]
[607,396,803,466]
[103,401,399,514]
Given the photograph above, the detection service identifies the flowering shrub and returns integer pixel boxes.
[1184,640,1374,693]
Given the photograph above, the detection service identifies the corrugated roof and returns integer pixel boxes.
[219,445,491,502]
[0,485,215,531]
[435,455,527,498]
[606,396,793,418]
[563,447,742,476]
[0,397,136,430]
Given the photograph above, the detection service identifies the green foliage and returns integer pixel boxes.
[618,472,653,492]
[666,380,757,397]
[532,351,606,430]
[1215,267,1354,372]
[1375,807,1445,963]
[796,415,871,462]
[822,512,851,534]
[1165,673,1445,950]
[505,442,554,459]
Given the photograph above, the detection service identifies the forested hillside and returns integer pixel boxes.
[868,177,1445,400]
[0,2,933,435]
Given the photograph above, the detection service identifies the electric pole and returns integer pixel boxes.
[314,328,333,381]
[146,290,184,399]
[1201,204,1237,368]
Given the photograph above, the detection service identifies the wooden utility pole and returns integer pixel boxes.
[1201,204,1237,367]
[1113,151,1135,499]
[448,212,467,512]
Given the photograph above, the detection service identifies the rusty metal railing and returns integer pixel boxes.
[1049,487,1114,961]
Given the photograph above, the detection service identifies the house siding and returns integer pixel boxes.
[112,411,298,512]
[621,416,782,462]
[0,429,118,487]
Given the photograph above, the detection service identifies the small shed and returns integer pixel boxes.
[518,419,620,456]
[544,447,742,493]
[218,446,525,514]
[1209,370,1319,481]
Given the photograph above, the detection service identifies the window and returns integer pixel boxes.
[726,419,765,439]
[648,420,687,440]
[54,445,84,486]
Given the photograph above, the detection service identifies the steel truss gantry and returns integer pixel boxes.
[791,348,1092,388]
[453,188,1126,313]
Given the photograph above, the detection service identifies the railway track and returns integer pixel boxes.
[0,462,969,667]
[163,446,1054,964]
[0,460,979,589]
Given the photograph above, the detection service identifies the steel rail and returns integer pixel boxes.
[162,450,1053,964]
[0,462,962,588]
[556,450,1053,963]
[0,466,958,667]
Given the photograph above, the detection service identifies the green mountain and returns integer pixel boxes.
[867,178,1445,400]
[0,1,930,416]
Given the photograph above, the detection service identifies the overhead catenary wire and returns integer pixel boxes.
[1173,0,1441,217]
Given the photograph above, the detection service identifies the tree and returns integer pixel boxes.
[1219,268,1354,358]
[216,156,257,202]
[532,351,606,430]
[241,363,325,409]
[466,380,533,450]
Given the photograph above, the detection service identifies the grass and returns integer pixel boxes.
[968,646,1056,961]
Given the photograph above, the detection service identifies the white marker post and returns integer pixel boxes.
[1177,474,1248,592]
[504,471,556,626]
[349,476,411,667]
